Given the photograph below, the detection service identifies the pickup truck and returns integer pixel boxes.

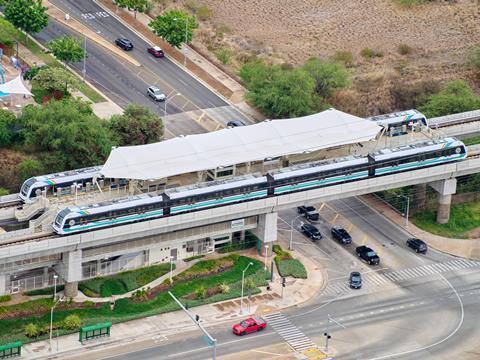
[356,246,380,265]
[232,317,267,336]
[297,205,319,221]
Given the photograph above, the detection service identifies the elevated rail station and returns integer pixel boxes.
[0,108,479,296]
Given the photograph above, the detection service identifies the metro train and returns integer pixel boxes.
[52,137,467,235]
[368,109,427,135]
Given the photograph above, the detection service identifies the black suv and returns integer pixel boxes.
[297,205,319,221]
[227,120,246,127]
[356,245,380,265]
[406,238,428,254]
[115,38,133,51]
[331,227,352,244]
[349,271,362,289]
[301,223,322,241]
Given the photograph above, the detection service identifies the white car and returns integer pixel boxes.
[147,86,166,101]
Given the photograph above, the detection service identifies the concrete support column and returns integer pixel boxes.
[0,274,7,296]
[437,194,452,224]
[64,282,78,298]
[42,266,49,287]
[253,212,277,257]
[429,178,457,224]
[411,183,427,212]
[96,259,102,276]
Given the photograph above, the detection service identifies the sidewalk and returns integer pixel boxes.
[21,248,325,359]
[361,194,480,260]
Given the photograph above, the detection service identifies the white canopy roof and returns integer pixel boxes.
[0,75,32,95]
[100,109,381,180]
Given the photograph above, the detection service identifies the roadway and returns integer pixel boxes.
[34,0,251,136]
[66,197,480,360]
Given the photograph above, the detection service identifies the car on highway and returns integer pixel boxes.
[147,86,166,101]
[331,226,352,244]
[297,205,319,221]
[232,317,267,336]
[147,46,164,58]
[356,245,380,265]
[349,271,362,289]
[227,120,246,127]
[301,223,322,241]
[406,238,428,254]
[115,38,133,51]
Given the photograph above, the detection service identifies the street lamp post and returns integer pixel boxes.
[49,295,64,352]
[289,214,304,250]
[53,274,58,300]
[169,255,174,284]
[164,92,181,117]
[240,262,253,314]
[402,195,410,227]
[264,245,269,271]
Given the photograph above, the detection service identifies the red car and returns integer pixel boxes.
[232,317,267,336]
[148,46,165,58]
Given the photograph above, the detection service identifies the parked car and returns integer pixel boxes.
[147,46,164,58]
[147,86,166,101]
[406,238,428,254]
[227,120,246,127]
[115,38,133,51]
[297,205,316,214]
[301,223,322,241]
[356,245,380,265]
[331,227,352,244]
[232,317,267,336]
[349,271,362,289]
[297,205,319,221]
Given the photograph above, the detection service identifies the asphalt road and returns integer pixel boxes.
[73,197,480,360]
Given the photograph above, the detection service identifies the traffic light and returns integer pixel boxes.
[195,314,200,322]
[282,277,286,287]
[185,303,189,310]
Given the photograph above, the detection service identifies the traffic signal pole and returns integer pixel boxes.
[168,291,217,360]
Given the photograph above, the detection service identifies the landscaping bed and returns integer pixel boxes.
[217,230,258,253]
[79,263,173,297]
[412,200,480,239]
[273,245,308,279]
[0,255,268,344]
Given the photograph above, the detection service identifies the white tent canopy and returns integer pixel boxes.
[100,109,382,181]
[0,75,32,95]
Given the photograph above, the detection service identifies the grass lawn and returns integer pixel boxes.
[79,263,173,297]
[412,201,480,238]
[463,136,480,146]
[0,255,268,344]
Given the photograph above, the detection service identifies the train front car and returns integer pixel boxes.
[371,137,467,177]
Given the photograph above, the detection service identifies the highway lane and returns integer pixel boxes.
[34,19,207,137]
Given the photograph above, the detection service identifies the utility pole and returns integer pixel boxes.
[82,36,87,82]
[169,291,217,359]
[184,16,188,66]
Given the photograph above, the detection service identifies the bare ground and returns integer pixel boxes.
[151,0,480,115]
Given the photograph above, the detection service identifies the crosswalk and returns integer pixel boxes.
[264,312,319,353]
[323,258,480,297]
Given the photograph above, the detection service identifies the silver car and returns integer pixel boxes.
[147,86,166,101]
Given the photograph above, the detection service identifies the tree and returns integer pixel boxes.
[19,98,113,170]
[17,159,43,181]
[4,0,48,42]
[302,57,350,98]
[48,35,85,65]
[418,80,480,118]
[0,109,16,147]
[149,10,197,49]
[32,66,81,96]
[114,0,148,18]
[109,104,164,146]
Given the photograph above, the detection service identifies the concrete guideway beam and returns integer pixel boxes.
[429,178,457,224]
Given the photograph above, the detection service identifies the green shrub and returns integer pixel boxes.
[395,0,424,6]
[0,294,11,303]
[219,282,230,294]
[215,23,232,38]
[0,188,9,196]
[184,0,198,12]
[62,314,81,330]
[276,259,308,279]
[195,286,207,300]
[184,254,206,262]
[331,50,354,67]
[25,285,65,296]
[24,323,39,338]
[82,300,95,307]
[215,47,233,65]
[23,65,45,81]
[469,45,480,72]
[197,6,211,21]
[398,43,412,55]
[360,48,383,59]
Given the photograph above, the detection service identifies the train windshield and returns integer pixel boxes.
[55,208,71,227]
[20,178,36,197]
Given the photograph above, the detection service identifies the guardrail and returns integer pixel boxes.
[430,109,480,127]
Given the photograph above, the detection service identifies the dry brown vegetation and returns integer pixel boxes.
[150,0,479,115]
